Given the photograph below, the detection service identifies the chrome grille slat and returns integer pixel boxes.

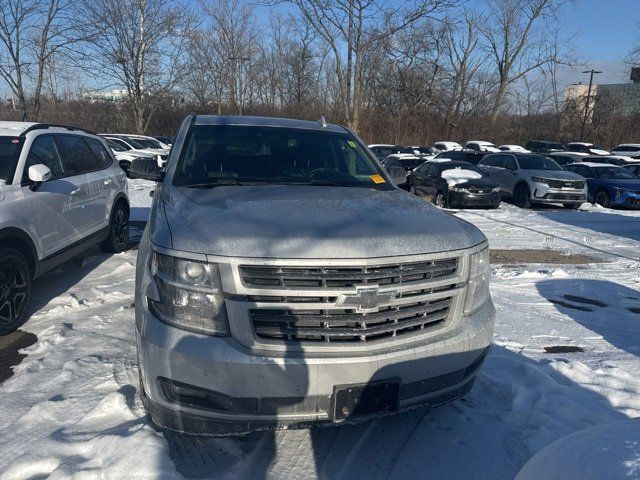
[251,300,450,342]
[240,259,458,289]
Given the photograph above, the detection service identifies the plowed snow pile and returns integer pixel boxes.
[0,183,639,479]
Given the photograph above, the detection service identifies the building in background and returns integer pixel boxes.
[82,88,128,102]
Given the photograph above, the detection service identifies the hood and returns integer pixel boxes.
[155,185,486,258]
[593,178,640,190]
[442,169,483,186]
[590,149,610,155]
[524,169,584,180]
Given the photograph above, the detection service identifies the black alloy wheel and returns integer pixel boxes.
[0,249,31,331]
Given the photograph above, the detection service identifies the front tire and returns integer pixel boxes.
[434,191,447,208]
[100,202,129,253]
[595,191,611,208]
[513,184,532,209]
[0,248,32,332]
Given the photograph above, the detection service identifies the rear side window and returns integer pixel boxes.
[480,155,503,167]
[56,134,99,175]
[85,137,113,169]
[25,135,64,180]
[0,137,24,184]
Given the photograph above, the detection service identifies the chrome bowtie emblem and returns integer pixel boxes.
[336,285,396,313]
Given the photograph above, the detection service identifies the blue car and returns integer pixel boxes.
[565,162,640,208]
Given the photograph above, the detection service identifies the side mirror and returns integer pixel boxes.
[385,166,407,185]
[28,164,51,190]
[130,157,164,182]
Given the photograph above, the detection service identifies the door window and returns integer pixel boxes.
[56,134,99,176]
[84,137,114,169]
[504,156,517,171]
[24,135,64,180]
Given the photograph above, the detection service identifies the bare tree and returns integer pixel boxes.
[0,0,77,120]
[286,0,458,132]
[201,0,257,115]
[77,0,193,133]
[482,0,565,127]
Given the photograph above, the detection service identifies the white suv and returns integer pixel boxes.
[0,122,129,330]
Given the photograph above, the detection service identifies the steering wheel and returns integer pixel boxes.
[307,168,334,177]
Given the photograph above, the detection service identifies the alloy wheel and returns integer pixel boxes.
[0,257,29,327]
[114,208,129,250]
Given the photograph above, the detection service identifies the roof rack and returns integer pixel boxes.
[19,123,96,137]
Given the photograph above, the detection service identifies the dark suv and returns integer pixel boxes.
[525,140,565,154]
[433,150,490,165]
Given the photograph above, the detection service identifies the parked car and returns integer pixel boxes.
[565,142,611,156]
[154,135,174,147]
[408,160,501,209]
[368,144,402,161]
[478,153,587,209]
[406,146,439,159]
[546,152,589,166]
[0,122,129,331]
[433,141,463,151]
[110,134,171,152]
[132,114,495,435]
[583,155,640,166]
[565,163,640,208]
[101,136,168,168]
[465,141,500,153]
[433,150,490,165]
[610,144,640,159]
[105,138,154,176]
[524,140,565,154]
[624,164,640,177]
[381,154,426,187]
[498,145,530,153]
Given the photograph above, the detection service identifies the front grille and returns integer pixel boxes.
[547,179,584,189]
[240,259,458,289]
[466,188,494,194]
[250,297,451,343]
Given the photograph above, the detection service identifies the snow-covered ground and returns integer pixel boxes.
[1,182,640,479]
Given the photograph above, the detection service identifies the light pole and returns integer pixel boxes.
[580,69,602,141]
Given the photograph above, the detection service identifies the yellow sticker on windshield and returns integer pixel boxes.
[370,174,386,184]
[347,140,357,148]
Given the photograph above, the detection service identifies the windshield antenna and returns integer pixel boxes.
[318,115,327,128]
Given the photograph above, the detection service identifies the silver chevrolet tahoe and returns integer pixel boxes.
[133,114,495,435]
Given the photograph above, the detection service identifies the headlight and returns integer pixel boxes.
[464,246,490,315]
[492,187,500,192]
[149,251,229,336]
[531,176,550,185]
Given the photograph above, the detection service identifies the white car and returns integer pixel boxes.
[0,122,129,330]
[498,145,531,153]
[115,134,171,152]
[433,141,463,152]
[104,138,154,176]
[101,136,167,168]
[465,141,501,153]
[610,144,640,159]
[565,142,611,156]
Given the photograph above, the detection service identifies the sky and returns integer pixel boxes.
[558,0,638,84]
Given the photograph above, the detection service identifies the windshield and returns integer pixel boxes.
[593,167,637,180]
[0,137,24,184]
[106,139,127,152]
[589,144,607,151]
[517,155,563,171]
[122,138,150,149]
[134,138,163,149]
[173,125,390,189]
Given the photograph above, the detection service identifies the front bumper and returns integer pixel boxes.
[136,299,495,435]
[531,183,587,204]
[448,190,501,208]
[611,190,640,208]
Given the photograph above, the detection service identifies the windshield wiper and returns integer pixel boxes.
[182,179,268,188]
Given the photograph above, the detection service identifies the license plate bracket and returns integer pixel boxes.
[331,379,400,422]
